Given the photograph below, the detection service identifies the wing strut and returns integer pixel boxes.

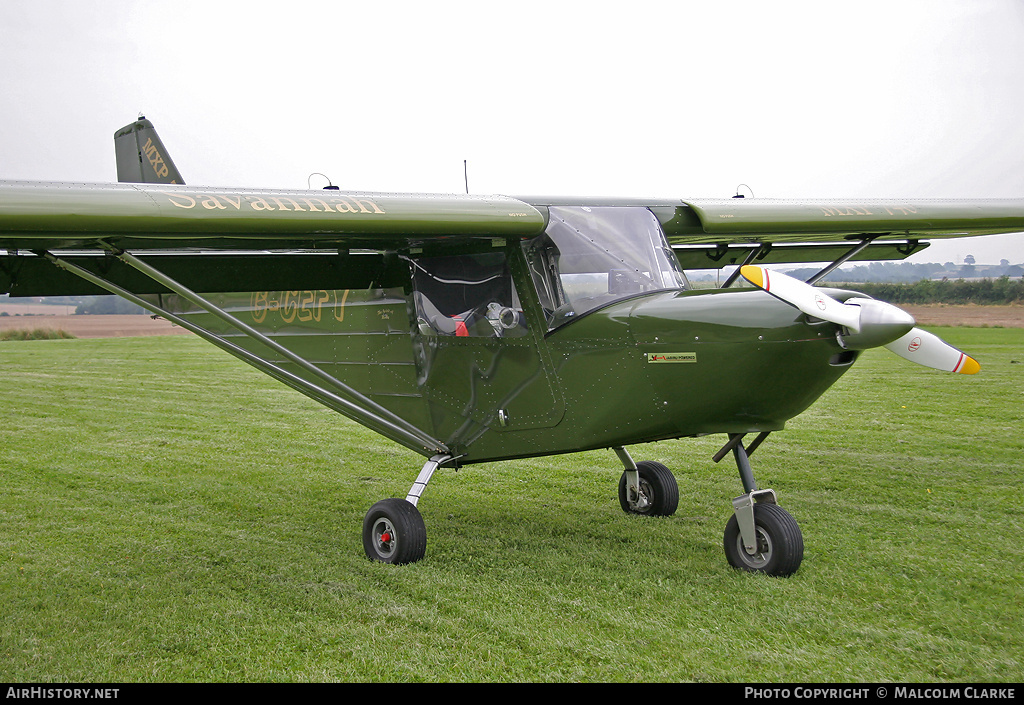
[803,235,878,285]
[721,244,771,288]
[37,249,448,456]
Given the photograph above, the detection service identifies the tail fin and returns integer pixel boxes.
[113,116,185,184]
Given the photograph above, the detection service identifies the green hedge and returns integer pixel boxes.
[834,276,1024,304]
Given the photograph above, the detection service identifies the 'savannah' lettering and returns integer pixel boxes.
[159,191,385,214]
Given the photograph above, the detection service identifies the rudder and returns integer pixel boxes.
[113,116,184,184]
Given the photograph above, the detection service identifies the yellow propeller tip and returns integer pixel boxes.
[740,265,764,289]
[958,356,980,375]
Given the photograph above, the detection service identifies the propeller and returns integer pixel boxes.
[739,265,979,374]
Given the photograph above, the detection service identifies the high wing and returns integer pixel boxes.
[670,197,1024,240]
[0,181,548,296]
[0,182,547,251]
[662,197,1024,269]
[3,181,1024,296]
[4,183,1024,253]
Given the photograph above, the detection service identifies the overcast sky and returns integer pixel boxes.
[2,0,1023,264]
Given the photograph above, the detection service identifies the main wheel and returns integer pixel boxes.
[362,498,427,565]
[723,503,803,577]
[618,461,679,516]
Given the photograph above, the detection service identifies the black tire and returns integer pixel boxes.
[618,461,679,516]
[362,498,427,565]
[723,503,803,577]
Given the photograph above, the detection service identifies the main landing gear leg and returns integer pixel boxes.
[362,454,452,565]
[716,434,803,577]
[614,447,679,517]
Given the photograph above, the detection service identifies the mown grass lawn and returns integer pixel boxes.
[1,329,1021,682]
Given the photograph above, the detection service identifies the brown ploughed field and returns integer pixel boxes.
[0,304,190,338]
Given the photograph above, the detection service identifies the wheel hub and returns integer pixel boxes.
[737,527,772,567]
[373,519,396,557]
[631,480,652,511]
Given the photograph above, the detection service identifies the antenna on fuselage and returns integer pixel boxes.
[733,184,754,198]
[308,172,339,190]
[464,160,469,194]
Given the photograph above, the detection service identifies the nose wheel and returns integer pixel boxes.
[715,433,803,577]
[723,502,803,577]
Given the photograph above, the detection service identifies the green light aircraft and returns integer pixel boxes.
[2,117,1022,576]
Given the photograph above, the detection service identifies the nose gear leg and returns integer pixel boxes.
[715,433,803,576]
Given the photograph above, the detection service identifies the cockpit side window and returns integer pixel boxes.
[410,252,528,337]
[523,206,688,329]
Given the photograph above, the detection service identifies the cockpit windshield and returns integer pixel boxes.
[523,206,688,329]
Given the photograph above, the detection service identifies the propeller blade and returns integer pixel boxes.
[740,265,861,330]
[884,328,981,374]
[740,265,979,372]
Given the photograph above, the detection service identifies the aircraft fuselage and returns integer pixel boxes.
[424,285,856,464]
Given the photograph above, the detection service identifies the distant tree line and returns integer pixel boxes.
[768,259,1024,304]
[73,296,147,315]
[0,294,146,313]
[787,260,1024,284]
[826,276,1024,305]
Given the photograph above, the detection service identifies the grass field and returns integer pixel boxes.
[1,330,1021,682]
